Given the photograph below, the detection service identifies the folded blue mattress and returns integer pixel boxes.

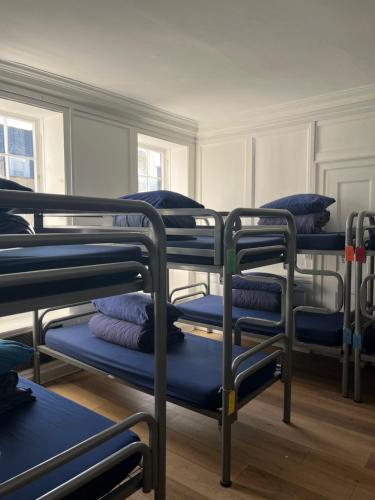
[0,244,142,303]
[166,235,285,265]
[45,327,277,411]
[178,295,345,347]
[0,378,140,500]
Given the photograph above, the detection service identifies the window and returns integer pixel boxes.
[0,116,36,190]
[138,146,163,192]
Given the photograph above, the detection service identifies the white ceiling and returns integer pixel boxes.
[1,0,375,125]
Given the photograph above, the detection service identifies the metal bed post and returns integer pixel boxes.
[221,216,235,488]
[354,211,366,402]
[32,309,41,384]
[342,212,357,397]
[283,214,296,424]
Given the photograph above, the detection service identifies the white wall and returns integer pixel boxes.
[197,105,375,308]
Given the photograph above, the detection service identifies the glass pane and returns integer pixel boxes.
[9,157,34,179]
[138,149,148,176]
[0,155,5,176]
[138,176,147,192]
[148,177,161,191]
[8,123,34,157]
[0,120,4,154]
[149,151,161,178]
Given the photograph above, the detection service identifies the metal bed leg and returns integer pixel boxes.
[220,264,233,487]
[283,254,294,425]
[342,259,352,398]
[32,310,41,384]
[354,256,363,402]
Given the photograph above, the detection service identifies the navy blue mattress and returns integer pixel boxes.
[45,327,277,411]
[166,235,284,265]
[0,378,140,500]
[178,295,345,347]
[0,244,142,303]
[164,233,345,266]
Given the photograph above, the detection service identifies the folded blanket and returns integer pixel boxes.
[89,313,185,352]
[0,387,35,415]
[232,272,285,293]
[0,370,19,397]
[258,211,330,234]
[93,293,181,326]
[232,289,281,312]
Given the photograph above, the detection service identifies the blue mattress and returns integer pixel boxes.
[296,232,345,251]
[45,327,277,411]
[178,295,345,347]
[0,378,140,500]
[166,235,285,265]
[0,244,142,303]
[164,233,345,266]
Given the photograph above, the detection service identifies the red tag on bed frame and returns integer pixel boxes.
[355,246,366,263]
[345,245,354,262]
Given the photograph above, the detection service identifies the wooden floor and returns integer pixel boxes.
[47,333,375,500]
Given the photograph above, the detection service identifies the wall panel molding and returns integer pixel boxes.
[0,59,198,143]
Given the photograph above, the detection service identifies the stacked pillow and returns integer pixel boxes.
[113,190,204,240]
[258,194,335,234]
[0,339,35,414]
[232,272,287,312]
[91,293,184,352]
[0,177,34,234]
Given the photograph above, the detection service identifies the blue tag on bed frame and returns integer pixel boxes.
[343,328,352,345]
[353,334,362,349]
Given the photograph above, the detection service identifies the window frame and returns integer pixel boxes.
[0,111,40,190]
[137,144,166,192]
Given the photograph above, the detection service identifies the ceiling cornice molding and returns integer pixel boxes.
[0,59,198,141]
[198,83,375,141]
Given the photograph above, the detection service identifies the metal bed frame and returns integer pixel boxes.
[29,205,296,488]
[0,190,167,500]
[346,210,375,402]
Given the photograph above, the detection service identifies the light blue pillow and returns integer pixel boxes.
[0,339,33,375]
[261,194,335,215]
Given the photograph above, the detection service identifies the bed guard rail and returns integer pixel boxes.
[0,412,155,499]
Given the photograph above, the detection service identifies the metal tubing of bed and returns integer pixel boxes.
[0,412,155,498]
[342,211,357,397]
[38,444,150,500]
[221,207,296,488]
[354,211,371,401]
[232,333,285,373]
[169,282,208,303]
[234,350,283,392]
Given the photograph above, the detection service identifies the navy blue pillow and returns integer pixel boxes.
[93,292,181,326]
[0,340,33,375]
[232,272,285,293]
[261,194,335,215]
[232,289,281,312]
[0,178,33,214]
[113,190,204,233]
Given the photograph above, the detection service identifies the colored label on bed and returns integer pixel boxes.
[355,246,366,263]
[345,245,354,262]
[227,249,236,274]
[228,390,236,415]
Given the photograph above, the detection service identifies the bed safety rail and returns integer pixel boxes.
[0,412,155,499]
[0,190,168,500]
[169,282,209,303]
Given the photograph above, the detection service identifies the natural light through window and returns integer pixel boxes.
[0,116,36,190]
[138,147,163,192]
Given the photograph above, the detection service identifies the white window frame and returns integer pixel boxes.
[137,144,167,192]
[0,112,41,190]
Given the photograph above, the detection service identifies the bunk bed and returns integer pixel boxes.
[29,205,297,488]
[0,189,167,500]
